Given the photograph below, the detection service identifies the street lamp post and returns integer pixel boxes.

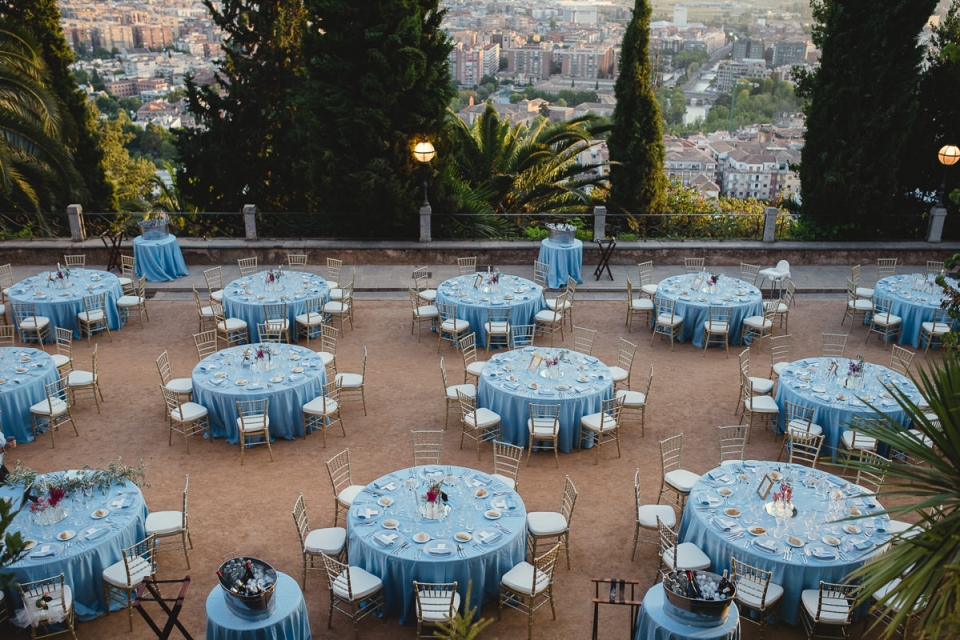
[413,141,436,242]
[928,144,959,243]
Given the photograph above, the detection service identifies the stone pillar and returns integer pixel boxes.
[762,207,778,243]
[927,206,947,243]
[66,204,85,242]
[593,205,606,241]
[419,204,432,243]
[242,204,257,239]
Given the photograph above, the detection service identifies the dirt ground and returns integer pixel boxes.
[4,293,915,639]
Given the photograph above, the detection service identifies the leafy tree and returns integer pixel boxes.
[98,111,159,211]
[177,0,310,214]
[608,0,667,216]
[0,22,83,215]
[797,0,938,237]
[0,0,116,211]
[298,0,455,236]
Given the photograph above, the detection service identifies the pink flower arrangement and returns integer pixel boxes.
[255,348,265,360]
[487,273,500,285]
[422,479,445,504]
[266,271,275,283]
[708,274,719,286]
[544,356,559,367]
[29,486,67,513]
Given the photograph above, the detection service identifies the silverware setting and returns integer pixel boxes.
[726,532,744,541]
[494,523,511,534]
[457,544,466,558]
[391,541,410,555]
[801,551,809,564]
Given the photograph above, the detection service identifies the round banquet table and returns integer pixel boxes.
[434,275,545,347]
[7,269,125,340]
[347,465,526,625]
[477,347,613,452]
[191,344,326,444]
[678,461,893,625]
[873,274,954,348]
[634,584,740,640]
[538,238,583,289]
[133,234,189,282]
[0,347,59,443]
[654,274,763,348]
[2,474,148,621]
[222,270,329,343]
[774,357,921,460]
[205,572,311,640]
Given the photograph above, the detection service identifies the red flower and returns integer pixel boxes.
[48,487,66,507]
[267,272,275,283]
[425,488,439,503]
[255,348,265,359]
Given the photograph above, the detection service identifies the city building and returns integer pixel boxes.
[716,59,768,91]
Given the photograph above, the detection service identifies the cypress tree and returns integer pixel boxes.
[0,0,116,212]
[177,0,309,215]
[797,0,937,237]
[608,0,667,216]
[298,0,455,237]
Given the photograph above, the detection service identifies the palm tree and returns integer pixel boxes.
[0,21,81,213]
[446,104,608,217]
[847,355,960,638]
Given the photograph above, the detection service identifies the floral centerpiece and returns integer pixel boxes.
[771,478,794,514]
[845,355,865,391]
[420,479,449,520]
[29,481,68,526]
[5,458,148,509]
[264,270,278,291]
[49,264,71,289]
[481,271,502,294]
[543,355,561,379]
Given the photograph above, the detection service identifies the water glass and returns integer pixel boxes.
[401,519,414,536]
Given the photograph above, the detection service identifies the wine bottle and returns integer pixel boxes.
[718,570,733,597]
[686,570,703,599]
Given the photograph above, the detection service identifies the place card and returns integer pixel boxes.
[756,474,774,500]
[473,274,483,289]
[528,354,542,370]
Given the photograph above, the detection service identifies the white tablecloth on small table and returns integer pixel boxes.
[538,238,583,288]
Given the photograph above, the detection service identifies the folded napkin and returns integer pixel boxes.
[374,533,397,547]
[814,393,832,401]
[707,469,726,480]
[427,543,452,555]
[538,389,556,396]
[85,527,107,541]
[110,496,132,509]
[754,538,778,553]
[713,517,737,531]
[852,538,873,551]
[810,546,834,560]
[374,478,396,490]
[492,497,518,511]
[424,466,444,474]
[855,497,879,510]
[469,477,489,488]
[743,461,762,469]
[573,387,589,394]
[288,374,302,382]
[478,530,502,544]
[583,356,599,364]
[872,518,889,533]
[247,383,264,390]
[503,382,521,391]
[695,491,715,505]
[357,507,379,519]
[31,545,55,559]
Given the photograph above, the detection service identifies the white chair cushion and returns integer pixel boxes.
[305,527,347,555]
[418,289,438,302]
[103,556,153,588]
[656,314,682,326]
[117,295,144,307]
[117,276,132,286]
[873,313,901,326]
[466,408,500,428]
[703,320,729,332]
[631,299,655,311]
[528,418,559,436]
[324,301,349,314]
[490,473,516,490]
[67,370,95,386]
[662,542,711,571]
[615,390,646,406]
[906,429,933,447]
[764,301,788,313]
[210,290,224,301]
[737,579,784,609]
[335,373,363,388]
[855,287,874,298]
[889,520,920,538]
[30,397,67,416]
[745,395,779,413]
[172,402,207,422]
[787,420,823,437]
[466,361,485,376]
[333,566,382,601]
[166,378,193,394]
[526,511,567,536]
[328,288,345,301]
[237,414,269,432]
[743,316,772,330]
[841,430,877,451]
[580,412,617,433]
[545,299,572,311]
[51,354,71,368]
[317,351,335,366]
[664,469,701,493]
[303,396,339,415]
[484,321,509,334]
[337,484,363,506]
[501,561,550,596]
[145,510,183,536]
[218,318,247,331]
[441,319,469,332]
[446,384,476,400]
[418,592,461,621]
[534,309,561,323]
[922,321,952,334]
[848,300,873,311]
[416,305,439,318]
[78,309,105,321]
[608,366,629,381]
[641,283,659,295]
[800,589,851,623]
[638,504,676,529]
[772,361,788,376]
[21,316,49,329]
[749,377,774,394]
[199,306,215,317]
[295,313,324,326]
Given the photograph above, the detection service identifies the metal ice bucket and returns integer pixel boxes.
[217,557,278,621]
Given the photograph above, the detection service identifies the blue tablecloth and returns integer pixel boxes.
[205,572,311,640]
[222,270,329,343]
[678,461,892,625]
[634,584,740,640]
[477,347,612,452]
[654,274,763,348]
[8,269,125,340]
[435,275,545,347]
[775,357,920,460]
[347,466,526,625]
[538,239,583,288]
[191,344,326,444]
[133,235,188,282]
[2,475,147,621]
[873,274,953,348]
[0,347,59,443]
